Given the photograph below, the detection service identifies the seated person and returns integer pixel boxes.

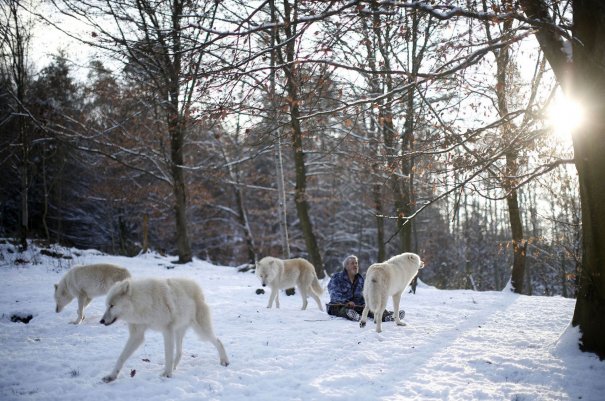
[326,255,404,322]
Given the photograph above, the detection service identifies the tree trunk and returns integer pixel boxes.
[373,180,386,262]
[19,120,28,251]
[142,213,149,253]
[269,0,290,258]
[568,0,605,359]
[403,80,419,292]
[490,0,527,294]
[360,14,386,261]
[274,133,291,259]
[170,120,192,264]
[229,152,256,265]
[520,0,605,358]
[11,1,29,251]
[399,8,424,255]
[400,91,414,254]
[234,185,256,265]
[289,106,323,276]
[369,3,413,254]
[42,150,50,244]
[290,113,323,277]
[168,2,192,264]
[378,71,404,251]
[118,214,127,255]
[278,0,323,277]
[507,189,527,294]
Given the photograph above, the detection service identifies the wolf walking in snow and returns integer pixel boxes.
[54,263,131,324]
[100,277,229,382]
[360,253,424,333]
[255,256,324,311]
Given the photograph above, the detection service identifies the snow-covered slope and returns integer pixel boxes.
[0,242,603,400]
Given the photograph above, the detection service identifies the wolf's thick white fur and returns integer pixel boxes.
[256,256,324,311]
[100,277,229,382]
[360,253,424,333]
[54,263,131,324]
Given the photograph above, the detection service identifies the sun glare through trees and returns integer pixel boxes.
[547,94,585,142]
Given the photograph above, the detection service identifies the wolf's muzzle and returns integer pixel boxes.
[100,317,117,326]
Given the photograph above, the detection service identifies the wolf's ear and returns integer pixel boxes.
[115,279,131,296]
[123,280,132,296]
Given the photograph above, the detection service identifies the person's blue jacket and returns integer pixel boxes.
[328,269,365,306]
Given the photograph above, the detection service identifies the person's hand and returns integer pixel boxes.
[346,301,355,308]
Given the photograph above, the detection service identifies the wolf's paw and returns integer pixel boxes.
[359,321,366,328]
[161,371,173,378]
[396,321,407,326]
[220,360,229,367]
[102,374,117,383]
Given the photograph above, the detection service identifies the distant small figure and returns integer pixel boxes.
[54,263,131,324]
[410,276,418,294]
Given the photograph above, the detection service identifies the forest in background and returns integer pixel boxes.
[0,0,582,299]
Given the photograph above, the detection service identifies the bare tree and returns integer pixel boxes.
[483,0,528,294]
[0,0,33,250]
[269,0,291,259]
[50,0,233,263]
[393,0,605,358]
[519,0,605,359]
[271,0,324,277]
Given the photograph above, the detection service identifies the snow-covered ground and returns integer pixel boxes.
[0,243,603,401]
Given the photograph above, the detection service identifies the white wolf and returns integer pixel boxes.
[100,277,229,382]
[54,263,131,324]
[360,253,424,333]
[256,256,324,311]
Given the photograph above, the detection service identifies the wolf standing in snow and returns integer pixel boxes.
[54,263,131,324]
[360,253,424,333]
[256,256,324,311]
[100,277,229,382]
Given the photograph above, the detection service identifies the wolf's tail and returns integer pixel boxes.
[311,275,324,296]
[193,291,217,340]
[365,267,387,312]
[192,287,230,367]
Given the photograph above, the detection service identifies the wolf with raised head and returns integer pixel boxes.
[256,256,324,311]
[54,263,131,324]
[360,253,424,333]
[100,277,229,382]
